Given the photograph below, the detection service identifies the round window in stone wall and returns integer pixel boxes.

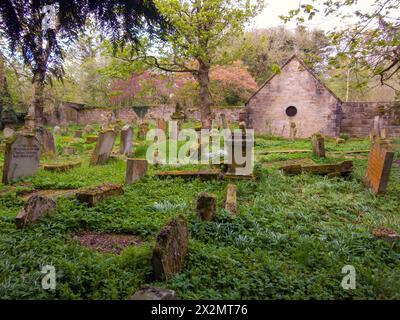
[286,106,298,117]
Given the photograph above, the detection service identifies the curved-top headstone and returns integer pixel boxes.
[90,129,117,166]
[2,133,41,184]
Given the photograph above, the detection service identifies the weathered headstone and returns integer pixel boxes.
[220,113,228,130]
[85,136,98,144]
[196,192,217,221]
[125,159,148,184]
[138,122,149,139]
[2,133,41,184]
[84,124,94,134]
[312,134,325,158]
[76,183,124,207]
[130,287,177,300]
[63,146,76,155]
[3,127,15,139]
[156,118,167,132]
[151,216,189,281]
[74,130,83,138]
[364,141,394,194]
[120,125,133,156]
[15,195,57,229]
[225,184,237,215]
[35,126,56,156]
[90,129,117,166]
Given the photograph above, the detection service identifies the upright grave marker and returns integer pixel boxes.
[151,216,189,281]
[220,113,228,130]
[125,159,148,184]
[120,125,133,156]
[197,192,217,221]
[364,141,394,194]
[35,126,56,156]
[312,134,325,158]
[90,129,117,165]
[2,133,41,184]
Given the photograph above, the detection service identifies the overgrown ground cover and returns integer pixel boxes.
[0,126,399,299]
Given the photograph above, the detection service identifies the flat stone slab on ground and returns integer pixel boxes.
[76,183,124,207]
[43,161,82,172]
[20,189,78,201]
[131,287,176,300]
[281,161,354,177]
[16,195,57,228]
[156,169,223,180]
[152,216,189,281]
[262,158,316,169]
[258,149,311,155]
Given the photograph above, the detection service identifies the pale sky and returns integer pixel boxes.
[250,0,378,31]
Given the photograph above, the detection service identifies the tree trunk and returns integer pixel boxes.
[32,69,46,125]
[197,59,212,129]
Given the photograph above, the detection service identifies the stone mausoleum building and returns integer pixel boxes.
[245,55,400,138]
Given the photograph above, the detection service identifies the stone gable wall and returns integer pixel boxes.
[246,58,341,138]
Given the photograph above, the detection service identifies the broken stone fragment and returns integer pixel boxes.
[196,192,217,221]
[130,286,177,300]
[16,195,57,229]
[151,216,189,281]
[372,227,400,245]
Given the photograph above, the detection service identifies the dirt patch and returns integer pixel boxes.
[73,232,142,254]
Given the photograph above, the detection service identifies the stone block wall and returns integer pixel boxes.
[246,57,341,138]
[340,101,400,138]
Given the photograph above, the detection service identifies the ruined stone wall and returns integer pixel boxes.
[246,57,341,138]
[341,101,400,138]
[44,103,245,126]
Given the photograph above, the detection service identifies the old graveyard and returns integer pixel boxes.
[0,120,399,300]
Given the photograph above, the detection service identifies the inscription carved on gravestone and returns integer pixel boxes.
[364,142,394,194]
[120,125,133,156]
[2,133,41,184]
[90,129,117,166]
[152,216,189,281]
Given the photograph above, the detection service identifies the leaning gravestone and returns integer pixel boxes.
[35,126,56,156]
[364,141,394,194]
[120,125,133,156]
[90,129,117,166]
[125,159,148,184]
[15,195,56,229]
[152,216,189,281]
[312,134,325,158]
[2,133,41,184]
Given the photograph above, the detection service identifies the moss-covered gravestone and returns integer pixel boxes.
[2,133,41,184]
[152,216,189,281]
[196,192,217,221]
[35,126,56,157]
[125,159,148,184]
[312,134,325,158]
[90,129,117,166]
[15,195,56,229]
[120,125,133,156]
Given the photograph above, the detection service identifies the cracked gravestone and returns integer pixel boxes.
[152,216,189,281]
[2,133,41,184]
[90,129,117,166]
[15,195,57,229]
